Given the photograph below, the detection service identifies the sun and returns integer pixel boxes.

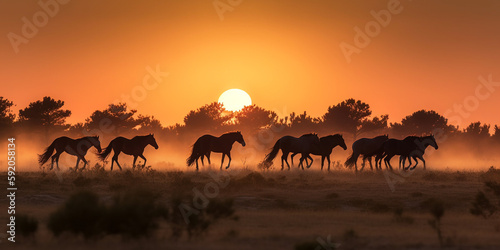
[218,89,252,111]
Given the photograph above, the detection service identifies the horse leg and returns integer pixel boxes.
[133,155,138,169]
[81,157,88,170]
[321,156,325,170]
[385,154,394,170]
[225,152,232,169]
[220,153,225,170]
[283,152,290,170]
[51,151,62,170]
[200,155,205,166]
[307,155,313,169]
[112,151,122,171]
[139,154,147,167]
[327,155,331,171]
[75,157,81,171]
[368,156,373,170]
[207,152,211,165]
[291,153,298,166]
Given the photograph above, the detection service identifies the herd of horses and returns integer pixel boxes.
[38,131,438,172]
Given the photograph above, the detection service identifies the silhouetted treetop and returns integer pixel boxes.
[391,109,454,136]
[235,105,277,130]
[464,122,490,138]
[85,103,140,135]
[322,98,384,138]
[184,102,231,132]
[0,97,15,129]
[18,96,71,129]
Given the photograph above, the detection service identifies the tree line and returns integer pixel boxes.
[1,96,499,145]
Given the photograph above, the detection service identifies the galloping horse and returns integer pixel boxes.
[376,135,438,170]
[263,133,321,170]
[290,134,347,170]
[98,134,159,170]
[344,135,388,171]
[186,131,246,170]
[39,136,102,170]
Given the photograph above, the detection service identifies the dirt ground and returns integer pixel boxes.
[1,166,500,250]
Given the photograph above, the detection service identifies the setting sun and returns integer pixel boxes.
[218,89,252,111]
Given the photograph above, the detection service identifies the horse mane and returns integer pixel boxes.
[301,133,317,137]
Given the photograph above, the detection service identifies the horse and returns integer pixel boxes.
[399,135,439,170]
[38,136,102,171]
[344,135,389,171]
[290,134,347,170]
[98,134,159,171]
[263,133,321,170]
[376,135,438,170]
[186,131,246,170]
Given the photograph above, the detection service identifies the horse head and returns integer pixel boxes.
[235,131,246,147]
[148,134,159,149]
[337,134,348,150]
[90,136,102,153]
[423,134,438,150]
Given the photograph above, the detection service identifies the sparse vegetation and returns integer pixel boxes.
[17,214,38,238]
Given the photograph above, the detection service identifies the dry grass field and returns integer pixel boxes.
[1,166,500,250]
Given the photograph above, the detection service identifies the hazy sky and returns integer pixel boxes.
[1,0,500,129]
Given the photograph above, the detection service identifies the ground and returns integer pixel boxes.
[1,166,499,250]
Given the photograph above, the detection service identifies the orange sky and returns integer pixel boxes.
[1,0,500,129]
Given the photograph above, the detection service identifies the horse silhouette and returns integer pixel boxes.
[263,133,321,170]
[98,134,159,170]
[38,136,102,171]
[376,135,438,170]
[186,131,246,170]
[344,135,389,171]
[290,134,347,170]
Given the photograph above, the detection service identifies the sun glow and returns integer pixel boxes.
[218,89,252,111]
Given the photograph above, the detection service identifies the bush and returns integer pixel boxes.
[105,188,168,238]
[17,214,38,237]
[48,189,167,239]
[48,191,105,239]
[170,196,236,239]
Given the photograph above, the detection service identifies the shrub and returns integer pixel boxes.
[48,191,105,239]
[105,188,167,238]
[17,214,38,237]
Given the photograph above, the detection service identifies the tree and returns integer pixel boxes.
[492,125,500,142]
[0,97,15,131]
[136,115,163,134]
[322,98,379,138]
[360,114,389,135]
[85,103,140,136]
[288,111,320,134]
[391,110,453,136]
[18,96,71,133]
[183,102,232,132]
[234,105,277,130]
[463,122,490,139]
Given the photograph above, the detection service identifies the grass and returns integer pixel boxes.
[0,167,499,249]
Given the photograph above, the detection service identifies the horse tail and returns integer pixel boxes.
[186,142,200,167]
[38,141,56,165]
[344,151,359,168]
[264,139,281,163]
[97,141,113,161]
